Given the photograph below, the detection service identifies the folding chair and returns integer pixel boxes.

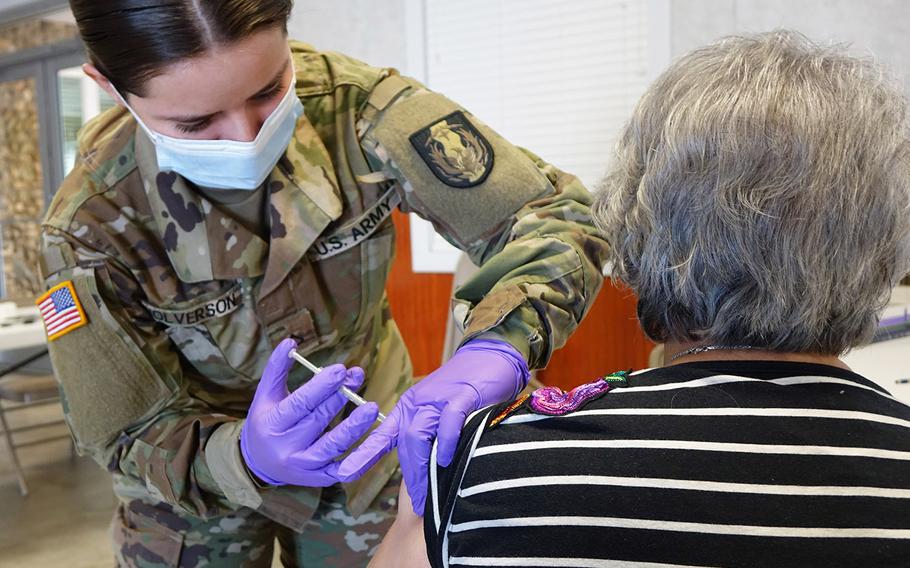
[0,348,71,496]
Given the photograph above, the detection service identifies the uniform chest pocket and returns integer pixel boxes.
[312,218,395,341]
[258,188,399,358]
[142,282,265,384]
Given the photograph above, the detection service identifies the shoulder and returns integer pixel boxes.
[425,373,637,519]
[290,40,393,100]
[44,106,141,234]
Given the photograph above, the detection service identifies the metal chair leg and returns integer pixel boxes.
[0,403,28,496]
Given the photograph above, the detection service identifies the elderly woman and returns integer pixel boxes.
[368,31,910,567]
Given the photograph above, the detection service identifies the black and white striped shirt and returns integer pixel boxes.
[425,361,910,567]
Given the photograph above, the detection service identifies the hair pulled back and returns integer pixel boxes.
[69,0,293,96]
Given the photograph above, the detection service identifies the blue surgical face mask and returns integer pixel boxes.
[118,64,303,190]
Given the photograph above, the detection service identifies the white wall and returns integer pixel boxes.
[0,0,40,10]
[289,0,910,105]
[670,0,910,93]
[287,0,411,73]
[0,0,68,24]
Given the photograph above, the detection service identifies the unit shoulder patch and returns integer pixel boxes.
[368,91,554,247]
[409,110,494,188]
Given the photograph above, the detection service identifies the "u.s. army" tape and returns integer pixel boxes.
[308,188,401,261]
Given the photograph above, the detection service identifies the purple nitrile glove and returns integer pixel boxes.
[240,338,380,487]
[337,338,529,514]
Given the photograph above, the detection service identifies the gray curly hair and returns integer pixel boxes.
[593,31,910,355]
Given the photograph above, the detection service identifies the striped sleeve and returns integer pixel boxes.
[424,363,910,567]
[426,406,503,568]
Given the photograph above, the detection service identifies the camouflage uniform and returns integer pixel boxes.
[38,42,608,566]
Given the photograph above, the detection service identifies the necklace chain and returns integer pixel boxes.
[668,344,758,362]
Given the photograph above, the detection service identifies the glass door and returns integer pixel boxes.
[0,61,46,301]
[0,41,90,300]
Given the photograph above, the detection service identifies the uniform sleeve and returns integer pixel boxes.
[38,228,276,520]
[451,149,607,369]
[359,76,609,370]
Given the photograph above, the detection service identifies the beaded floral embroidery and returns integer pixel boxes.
[529,371,629,416]
[489,393,530,427]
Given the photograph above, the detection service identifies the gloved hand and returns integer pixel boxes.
[337,338,529,513]
[240,338,380,487]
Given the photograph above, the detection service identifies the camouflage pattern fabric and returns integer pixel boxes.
[276,474,400,567]
[113,472,401,567]
[38,41,608,562]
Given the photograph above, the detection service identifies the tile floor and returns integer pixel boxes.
[0,403,291,568]
[0,403,116,567]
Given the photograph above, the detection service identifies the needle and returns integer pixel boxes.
[288,350,386,422]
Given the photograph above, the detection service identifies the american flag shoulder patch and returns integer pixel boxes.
[35,281,88,341]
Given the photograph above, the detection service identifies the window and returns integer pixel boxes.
[0,11,87,299]
[57,67,116,176]
[407,0,669,272]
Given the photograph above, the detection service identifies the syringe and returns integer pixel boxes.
[288,350,386,422]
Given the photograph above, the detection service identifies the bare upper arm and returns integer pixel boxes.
[369,481,431,568]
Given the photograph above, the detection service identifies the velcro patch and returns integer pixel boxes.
[46,273,174,447]
[368,91,555,248]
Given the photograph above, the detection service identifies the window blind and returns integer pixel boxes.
[424,0,652,188]
[409,0,663,272]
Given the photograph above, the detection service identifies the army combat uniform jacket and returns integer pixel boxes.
[38,43,608,530]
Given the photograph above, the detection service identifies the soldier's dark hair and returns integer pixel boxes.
[69,0,294,97]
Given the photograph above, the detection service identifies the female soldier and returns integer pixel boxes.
[38,1,607,565]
